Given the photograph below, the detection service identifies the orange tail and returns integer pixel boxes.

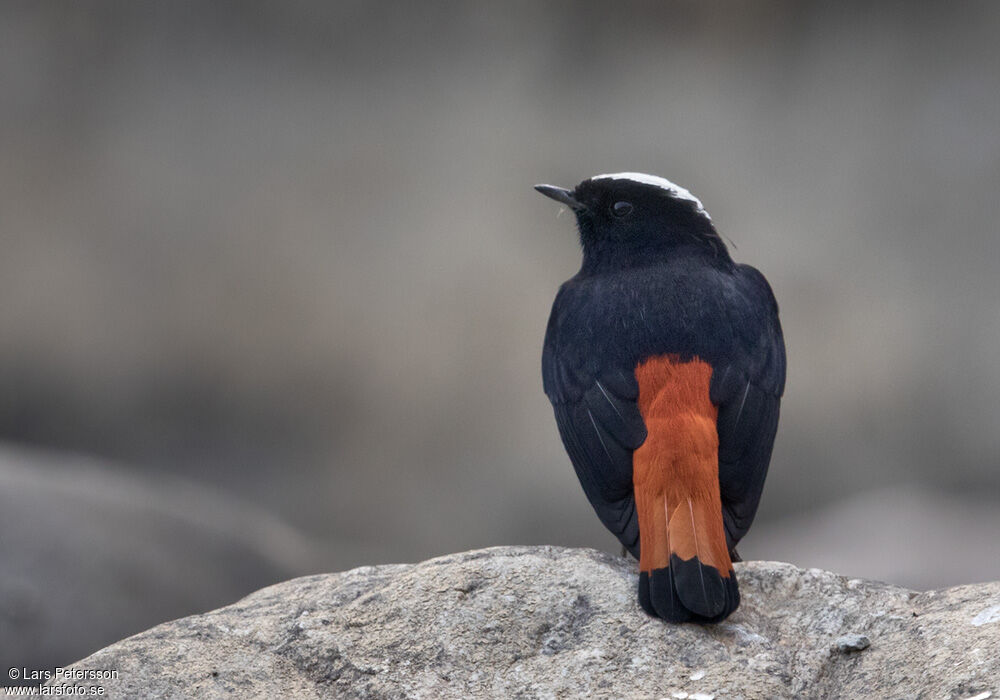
[633,356,738,622]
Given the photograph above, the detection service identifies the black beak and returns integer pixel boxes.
[534,184,587,211]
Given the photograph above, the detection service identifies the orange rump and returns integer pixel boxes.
[633,355,737,621]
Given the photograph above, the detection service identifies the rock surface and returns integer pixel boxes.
[53,546,1000,699]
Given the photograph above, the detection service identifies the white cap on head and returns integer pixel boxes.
[591,172,710,221]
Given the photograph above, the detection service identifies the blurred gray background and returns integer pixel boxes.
[2,0,999,675]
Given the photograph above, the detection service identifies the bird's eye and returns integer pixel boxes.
[611,201,633,217]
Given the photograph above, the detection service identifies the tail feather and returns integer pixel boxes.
[633,356,740,623]
[636,491,738,622]
[671,497,731,618]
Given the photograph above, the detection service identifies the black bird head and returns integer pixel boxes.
[535,172,730,274]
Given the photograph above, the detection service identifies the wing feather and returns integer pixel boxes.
[711,269,786,549]
[547,354,644,557]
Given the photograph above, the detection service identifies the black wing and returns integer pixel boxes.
[543,344,646,558]
[710,265,786,552]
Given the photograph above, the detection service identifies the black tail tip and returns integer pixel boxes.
[638,558,739,623]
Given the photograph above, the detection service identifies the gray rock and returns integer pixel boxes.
[50,546,1000,699]
[833,633,871,653]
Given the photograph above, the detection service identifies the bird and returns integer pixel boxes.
[536,172,785,623]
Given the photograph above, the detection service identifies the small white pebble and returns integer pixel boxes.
[689,694,715,700]
[689,670,706,681]
[971,604,1000,626]
[962,692,991,700]
[670,693,688,700]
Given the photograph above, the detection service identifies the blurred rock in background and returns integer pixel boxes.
[1,0,998,669]
[0,445,331,680]
[743,485,1000,591]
